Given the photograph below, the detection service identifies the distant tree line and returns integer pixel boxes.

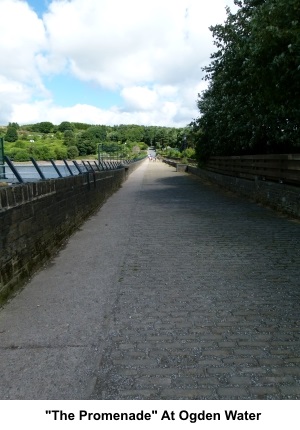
[190,0,300,161]
[1,121,192,161]
[21,121,189,150]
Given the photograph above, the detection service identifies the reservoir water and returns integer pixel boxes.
[1,162,88,183]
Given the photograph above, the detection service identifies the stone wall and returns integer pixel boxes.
[0,159,145,305]
[188,165,300,219]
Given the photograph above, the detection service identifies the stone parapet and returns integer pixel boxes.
[188,165,300,219]
[0,159,145,305]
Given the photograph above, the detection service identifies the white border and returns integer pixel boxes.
[1,400,299,430]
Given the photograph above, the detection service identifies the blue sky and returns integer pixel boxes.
[0,0,237,127]
[45,74,122,108]
[27,0,48,17]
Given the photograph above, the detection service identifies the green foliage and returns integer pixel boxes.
[75,125,107,155]
[55,131,63,140]
[72,122,91,130]
[3,122,193,161]
[6,147,30,161]
[31,142,56,160]
[32,122,55,134]
[191,0,300,160]
[63,129,76,146]
[5,124,18,142]
[58,121,75,132]
[164,148,181,158]
[9,122,20,129]
[138,142,148,150]
[20,132,28,141]
[52,144,67,159]
[13,140,26,148]
[182,147,196,159]
[67,146,79,159]
[121,124,145,142]
[4,138,68,161]
[76,135,96,156]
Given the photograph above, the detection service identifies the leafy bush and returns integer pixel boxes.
[52,145,68,160]
[138,142,148,150]
[182,148,196,159]
[67,146,79,159]
[31,143,56,160]
[165,148,181,158]
[13,140,27,149]
[11,148,30,161]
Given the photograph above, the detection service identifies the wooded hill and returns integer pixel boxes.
[1,122,193,161]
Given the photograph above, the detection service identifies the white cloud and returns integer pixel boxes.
[0,76,30,102]
[0,0,238,126]
[42,0,230,88]
[0,0,46,80]
[121,86,158,111]
[10,99,189,127]
[0,0,47,121]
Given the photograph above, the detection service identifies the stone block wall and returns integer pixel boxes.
[0,159,145,305]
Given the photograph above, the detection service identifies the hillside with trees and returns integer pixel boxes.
[0,122,193,162]
[190,0,300,162]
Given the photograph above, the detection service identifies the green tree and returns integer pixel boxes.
[107,130,120,142]
[5,124,18,142]
[76,133,96,156]
[9,122,20,129]
[58,121,75,132]
[67,146,79,159]
[123,125,145,142]
[36,122,54,134]
[192,0,300,160]
[72,122,91,131]
[85,125,107,141]
[63,130,76,146]
[76,126,106,155]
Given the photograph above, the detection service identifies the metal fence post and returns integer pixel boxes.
[30,157,46,180]
[63,159,74,176]
[50,159,63,178]
[4,156,24,183]
[0,137,6,180]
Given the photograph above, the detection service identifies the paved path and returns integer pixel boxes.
[0,160,299,399]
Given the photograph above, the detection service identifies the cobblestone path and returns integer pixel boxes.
[1,160,299,400]
[91,161,300,400]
